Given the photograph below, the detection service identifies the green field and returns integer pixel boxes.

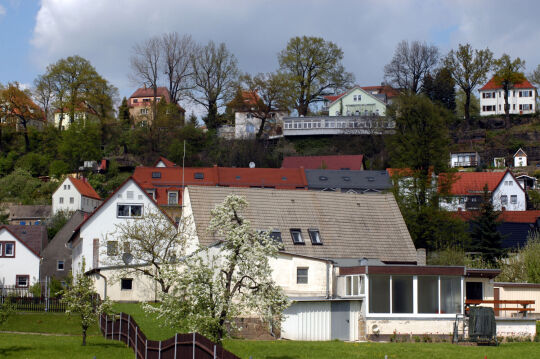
[0,306,539,359]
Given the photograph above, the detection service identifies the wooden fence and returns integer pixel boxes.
[99,313,240,359]
[0,295,66,312]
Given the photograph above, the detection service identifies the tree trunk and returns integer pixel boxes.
[82,327,87,346]
[207,101,218,129]
[22,120,30,152]
[256,116,267,139]
[297,101,309,117]
[464,90,471,124]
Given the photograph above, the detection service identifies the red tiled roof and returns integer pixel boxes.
[69,177,101,200]
[153,156,177,167]
[480,77,535,91]
[133,166,308,206]
[439,171,507,195]
[361,85,400,98]
[323,94,345,102]
[453,210,540,223]
[282,155,364,170]
[0,225,46,257]
[129,87,172,101]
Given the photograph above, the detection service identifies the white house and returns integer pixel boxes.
[479,77,536,116]
[450,152,480,168]
[440,170,526,211]
[0,226,46,288]
[323,86,388,117]
[514,148,527,167]
[52,177,102,215]
[68,177,175,302]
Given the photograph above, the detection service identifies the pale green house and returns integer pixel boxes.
[324,86,387,117]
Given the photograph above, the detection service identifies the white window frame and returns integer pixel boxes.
[296,267,308,284]
[344,275,365,297]
[365,275,463,318]
[116,204,143,218]
[168,191,179,205]
[4,242,14,257]
[57,260,65,271]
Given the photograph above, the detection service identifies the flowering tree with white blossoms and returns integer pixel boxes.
[61,258,112,346]
[146,194,289,342]
[103,208,186,294]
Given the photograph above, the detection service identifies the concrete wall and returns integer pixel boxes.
[0,228,40,286]
[365,318,456,337]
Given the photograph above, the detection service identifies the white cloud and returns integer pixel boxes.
[30,0,540,114]
[0,5,6,16]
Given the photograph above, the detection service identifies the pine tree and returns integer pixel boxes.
[469,185,505,264]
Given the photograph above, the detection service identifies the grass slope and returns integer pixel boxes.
[0,312,100,335]
[0,333,132,359]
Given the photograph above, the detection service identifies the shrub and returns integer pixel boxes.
[49,160,70,178]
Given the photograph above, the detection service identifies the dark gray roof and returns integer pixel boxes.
[4,225,47,255]
[9,205,51,220]
[185,186,417,263]
[305,170,391,192]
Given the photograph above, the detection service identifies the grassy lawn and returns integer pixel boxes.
[0,333,132,359]
[0,312,100,335]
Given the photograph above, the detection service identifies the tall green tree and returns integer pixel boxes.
[456,89,480,119]
[469,186,504,264]
[278,36,354,116]
[444,44,493,123]
[492,54,526,128]
[57,120,101,169]
[421,67,456,112]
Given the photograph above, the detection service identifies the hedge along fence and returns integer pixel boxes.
[99,313,240,359]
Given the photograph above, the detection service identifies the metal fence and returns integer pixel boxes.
[0,295,66,312]
[99,313,240,359]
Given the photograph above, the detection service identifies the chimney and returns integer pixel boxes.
[416,248,426,266]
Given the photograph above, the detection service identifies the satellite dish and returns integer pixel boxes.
[249,162,256,168]
[122,253,134,265]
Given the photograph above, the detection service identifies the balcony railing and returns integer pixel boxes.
[282,116,394,136]
[453,161,478,167]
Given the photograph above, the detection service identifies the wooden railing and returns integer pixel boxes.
[465,299,535,317]
[99,313,240,359]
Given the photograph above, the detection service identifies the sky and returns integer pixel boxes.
[2,0,540,114]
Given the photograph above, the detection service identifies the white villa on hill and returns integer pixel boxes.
[479,77,536,116]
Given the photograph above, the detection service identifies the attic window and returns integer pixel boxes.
[342,176,351,181]
[341,168,350,170]
[194,172,204,180]
[290,229,304,244]
[308,229,323,245]
[152,172,161,179]
[236,176,241,180]
[270,231,283,244]
[367,177,375,182]
[319,176,328,181]
[282,177,287,181]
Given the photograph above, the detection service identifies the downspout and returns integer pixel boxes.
[326,261,330,299]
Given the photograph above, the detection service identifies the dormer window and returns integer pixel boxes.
[290,229,304,244]
[194,172,204,180]
[342,176,351,181]
[308,229,323,245]
[152,172,161,179]
[319,176,328,181]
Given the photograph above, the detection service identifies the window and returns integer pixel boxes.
[297,268,308,284]
[269,231,282,243]
[117,204,143,218]
[501,195,508,205]
[290,229,304,244]
[308,229,323,245]
[168,191,178,205]
[511,195,517,204]
[140,108,148,115]
[466,282,483,300]
[246,123,255,133]
[194,172,204,179]
[107,241,118,256]
[440,277,461,314]
[342,176,351,181]
[69,197,74,204]
[59,197,64,204]
[146,189,156,200]
[459,197,465,204]
[369,275,390,313]
[392,276,413,313]
[57,260,65,271]
[16,275,29,288]
[418,276,438,314]
[4,242,14,257]
[345,275,362,296]
[127,191,134,199]
[151,171,161,179]
[63,185,67,190]
[319,176,328,181]
[121,278,133,290]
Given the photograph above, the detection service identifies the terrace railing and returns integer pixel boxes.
[99,312,240,359]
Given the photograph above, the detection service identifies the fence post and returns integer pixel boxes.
[145,339,148,359]
[119,313,122,341]
[213,344,216,359]
[158,341,161,359]
[128,315,131,346]
[192,332,195,359]
[100,314,102,335]
[174,333,177,359]
[105,315,108,338]
[135,327,138,359]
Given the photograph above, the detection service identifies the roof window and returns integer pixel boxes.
[367,176,375,182]
[270,231,283,244]
[194,172,204,180]
[308,229,323,245]
[342,176,351,181]
[319,176,328,181]
[236,176,241,180]
[282,176,287,181]
[152,171,161,179]
[290,229,305,245]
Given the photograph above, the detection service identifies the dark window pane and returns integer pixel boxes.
[392,276,413,313]
[194,172,204,179]
[466,282,483,300]
[418,276,438,314]
[117,205,129,217]
[130,205,142,217]
[369,275,390,313]
[441,276,461,314]
[121,278,133,290]
[297,268,308,284]
[308,230,322,245]
[152,172,161,178]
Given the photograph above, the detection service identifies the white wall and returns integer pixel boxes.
[0,229,40,286]
[480,88,536,116]
[234,111,287,139]
[281,301,331,340]
[492,172,526,211]
[514,155,527,167]
[90,268,159,302]
[72,179,166,275]
[52,178,82,214]
[270,254,330,297]
[81,196,101,213]
[450,153,478,168]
